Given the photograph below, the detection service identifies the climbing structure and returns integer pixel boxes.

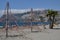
[0,2,32,40]
[30,8,42,32]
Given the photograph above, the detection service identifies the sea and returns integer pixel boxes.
[0,22,50,28]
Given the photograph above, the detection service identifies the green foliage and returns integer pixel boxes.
[46,9,58,29]
[52,11,58,16]
[46,9,58,17]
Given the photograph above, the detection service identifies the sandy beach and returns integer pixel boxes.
[0,24,60,40]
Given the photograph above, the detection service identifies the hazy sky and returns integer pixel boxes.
[0,0,60,10]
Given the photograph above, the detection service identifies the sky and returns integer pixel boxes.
[0,0,60,10]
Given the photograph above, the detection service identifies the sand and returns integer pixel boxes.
[0,24,60,40]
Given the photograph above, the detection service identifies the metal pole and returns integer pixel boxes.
[6,2,9,37]
[31,8,33,32]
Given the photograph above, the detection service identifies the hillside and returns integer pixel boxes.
[0,9,60,26]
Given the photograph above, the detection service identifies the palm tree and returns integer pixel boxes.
[46,9,53,29]
[51,11,58,29]
[46,9,58,29]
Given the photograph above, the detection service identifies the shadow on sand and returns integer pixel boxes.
[53,28,60,30]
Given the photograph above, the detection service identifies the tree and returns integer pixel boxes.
[51,11,58,29]
[46,9,58,29]
[46,9,53,29]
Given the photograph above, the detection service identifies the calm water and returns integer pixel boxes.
[0,22,50,27]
